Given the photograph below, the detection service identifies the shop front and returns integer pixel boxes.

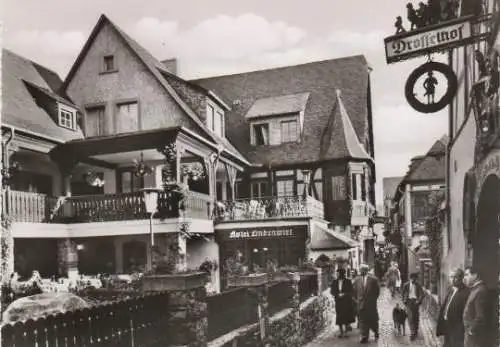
[216,225,308,271]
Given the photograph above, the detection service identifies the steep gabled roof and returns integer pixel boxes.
[61,14,248,165]
[383,177,403,200]
[2,49,83,142]
[406,136,447,182]
[192,55,372,166]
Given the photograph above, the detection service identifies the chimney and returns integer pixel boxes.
[161,58,178,75]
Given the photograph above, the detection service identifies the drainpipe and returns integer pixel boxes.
[446,50,453,260]
[2,127,15,216]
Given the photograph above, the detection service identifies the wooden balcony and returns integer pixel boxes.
[215,195,325,222]
[3,190,211,224]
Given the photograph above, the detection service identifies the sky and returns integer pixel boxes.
[2,0,449,202]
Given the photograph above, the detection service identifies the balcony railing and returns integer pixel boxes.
[3,190,211,224]
[215,195,324,221]
[2,190,59,223]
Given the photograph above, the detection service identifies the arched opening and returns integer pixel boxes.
[474,174,500,345]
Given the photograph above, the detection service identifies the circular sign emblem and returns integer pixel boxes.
[405,61,458,114]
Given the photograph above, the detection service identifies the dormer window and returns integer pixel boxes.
[206,101,225,137]
[58,104,77,130]
[281,120,298,143]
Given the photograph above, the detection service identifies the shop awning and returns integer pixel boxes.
[310,226,359,251]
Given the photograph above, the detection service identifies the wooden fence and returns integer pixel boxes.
[1,291,170,347]
[206,287,258,340]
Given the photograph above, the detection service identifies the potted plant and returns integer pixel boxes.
[141,243,206,292]
[225,256,268,288]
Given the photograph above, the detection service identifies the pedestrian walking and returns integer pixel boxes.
[385,262,401,297]
[401,272,424,341]
[330,268,356,338]
[463,266,490,347]
[436,268,470,347]
[353,263,380,343]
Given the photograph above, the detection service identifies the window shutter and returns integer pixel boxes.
[463,169,476,242]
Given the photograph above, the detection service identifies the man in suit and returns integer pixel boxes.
[401,272,425,341]
[353,263,380,344]
[436,268,470,347]
[463,266,489,347]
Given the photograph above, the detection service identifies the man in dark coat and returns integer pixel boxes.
[330,267,356,338]
[436,268,470,347]
[353,264,380,343]
[401,272,425,341]
[463,266,490,347]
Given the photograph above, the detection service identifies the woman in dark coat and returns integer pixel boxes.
[330,268,356,338]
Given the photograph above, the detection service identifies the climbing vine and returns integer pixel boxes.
[1,213,13,284]
[425,190,445,293]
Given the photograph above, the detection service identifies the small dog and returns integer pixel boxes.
[392,303,407,336]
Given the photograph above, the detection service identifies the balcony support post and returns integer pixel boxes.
[57,238,79,279]
[224,163,237,200]
[57,159,79,197]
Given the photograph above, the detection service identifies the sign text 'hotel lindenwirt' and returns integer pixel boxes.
[229,228,295,240]
[385,17,473,64]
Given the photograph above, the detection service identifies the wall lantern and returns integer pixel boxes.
[141,187,162,270]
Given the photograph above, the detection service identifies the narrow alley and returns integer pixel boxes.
[305,288,441,347]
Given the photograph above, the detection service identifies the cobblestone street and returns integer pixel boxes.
[305,288,441,347]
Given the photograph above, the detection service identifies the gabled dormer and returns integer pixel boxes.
[23,80,80,132]
[244,93,309,146]
[206,95,229,138]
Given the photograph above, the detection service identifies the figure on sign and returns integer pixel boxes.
[417,2,428,27]
[423,71,438,104]
[426,0,441,25]
[407,3,420,30]
[395,16,406,34]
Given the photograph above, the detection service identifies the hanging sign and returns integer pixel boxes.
[217,226,307,241]
[385,15,481,64]
[405,61,458,113]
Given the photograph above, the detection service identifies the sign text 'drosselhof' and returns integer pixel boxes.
[385,16,474,64]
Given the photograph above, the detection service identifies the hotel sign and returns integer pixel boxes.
[217,226,307,241]
[385,16,476,64]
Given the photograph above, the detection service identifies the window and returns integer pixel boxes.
[280,120,298,143]
[103,55,115,72]
[235,180,244,199]
[331,176,346,200]
[207,104,215,130]
[85,106,106,137]
[276,180,294,196]
[253,124,269,145]
[351,173,358,200]
[120,171,143,193]
[216,181,223,201]
[116,102,139,133]
[58,105,76,130]
[251,181,267,198]
[215,111,224,136]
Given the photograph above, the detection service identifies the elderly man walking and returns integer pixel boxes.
[436,268,470,347]
[353,264,380,344]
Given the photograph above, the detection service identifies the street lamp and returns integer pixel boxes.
[141,188,162,270]
[301,169,312,198]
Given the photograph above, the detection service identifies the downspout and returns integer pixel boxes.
[446,50,454,253]
[2,127,15,216]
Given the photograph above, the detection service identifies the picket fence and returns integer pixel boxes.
[1,291,170,347]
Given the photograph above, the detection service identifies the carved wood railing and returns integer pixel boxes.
[215,195,325,221]
[5,190,212,224]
